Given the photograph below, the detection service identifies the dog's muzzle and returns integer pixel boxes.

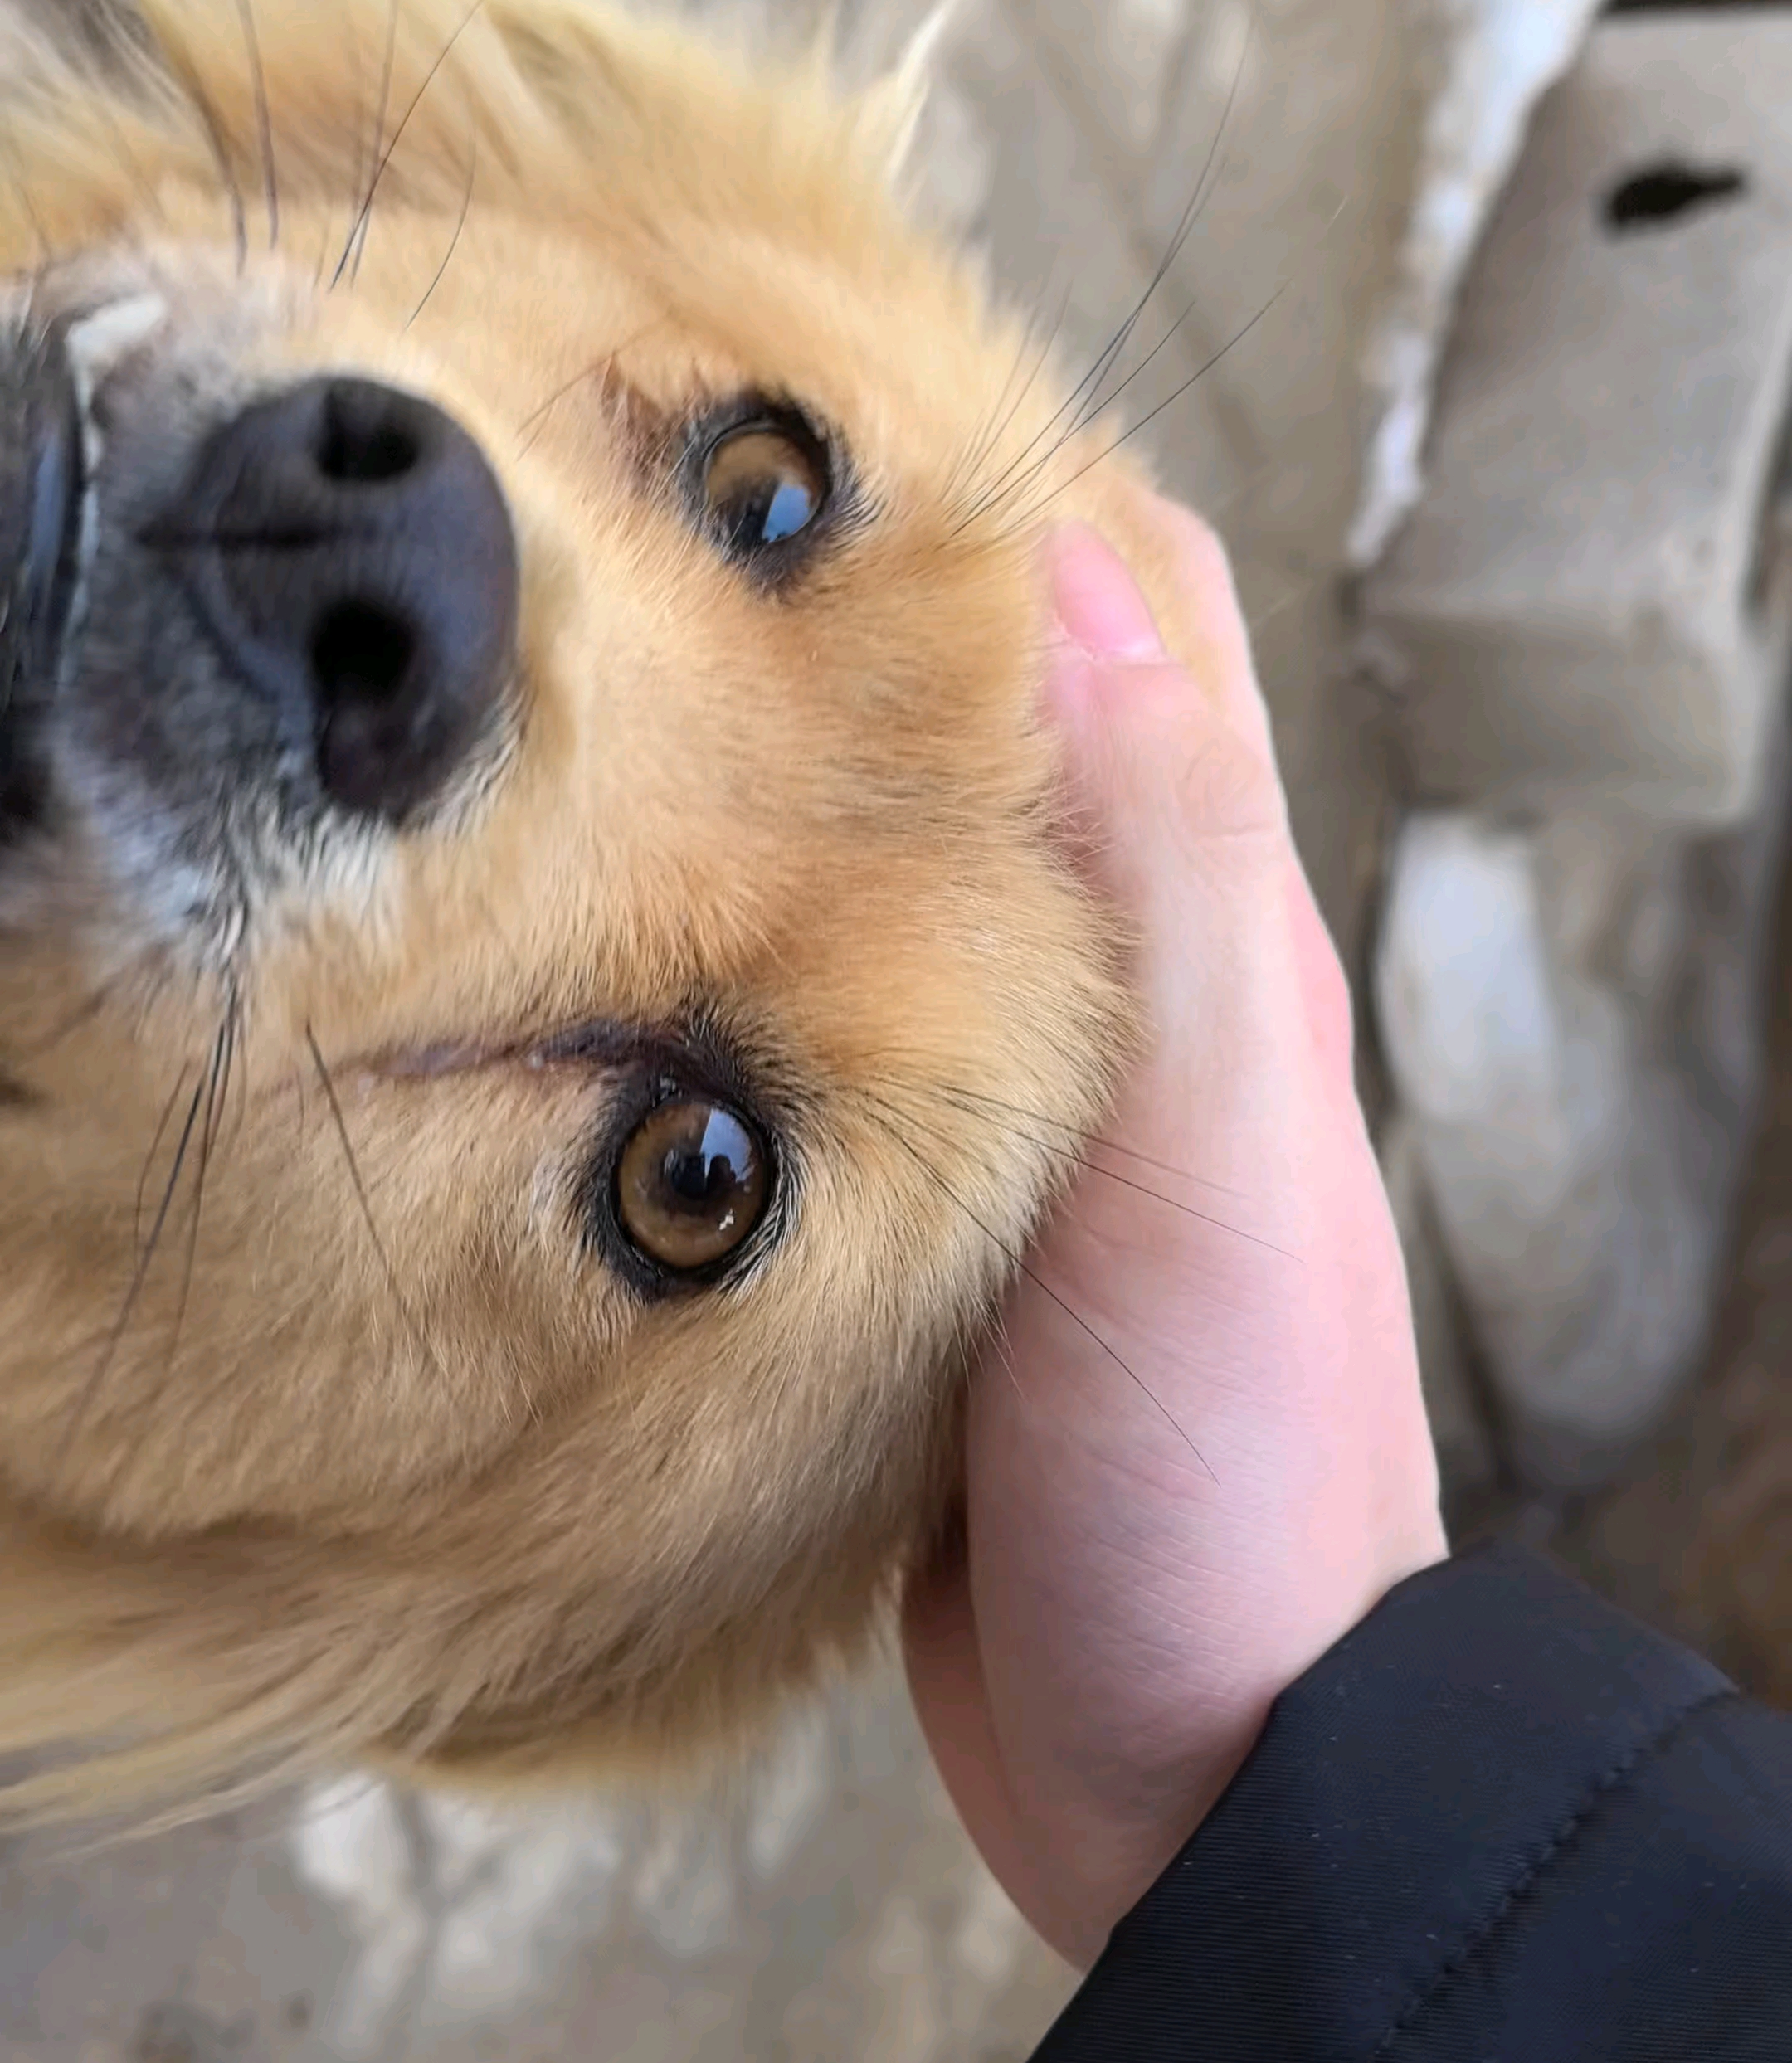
[0,285,523,885]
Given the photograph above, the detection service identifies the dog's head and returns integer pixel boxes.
[0,0,1204,1820]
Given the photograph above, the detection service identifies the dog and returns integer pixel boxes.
[0,0,1222,1827]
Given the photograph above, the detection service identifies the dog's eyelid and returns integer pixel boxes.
[528,1015,772,1116]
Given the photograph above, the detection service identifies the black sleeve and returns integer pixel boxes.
[1030,1538,1792,2061]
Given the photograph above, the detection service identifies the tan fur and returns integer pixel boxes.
[0,0,1224,1827]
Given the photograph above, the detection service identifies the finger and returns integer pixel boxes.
[1047,505,1274,771]
[1043,558,1296,1056]
[1047,524,1288,888]
[1045,513,1356,1096]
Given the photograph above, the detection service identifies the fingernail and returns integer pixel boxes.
[1048,523,1166,662]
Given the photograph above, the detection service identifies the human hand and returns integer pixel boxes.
[903,491,1447,1969]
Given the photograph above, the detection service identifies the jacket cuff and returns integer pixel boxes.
[1033,1539,1732,2061]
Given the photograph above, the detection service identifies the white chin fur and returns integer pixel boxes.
[61,291,168,465]
[51,294,168,703]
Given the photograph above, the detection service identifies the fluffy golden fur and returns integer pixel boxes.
[0,0,1225,1826]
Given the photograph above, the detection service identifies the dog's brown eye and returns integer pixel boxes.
[699,421,828,552]
[615,1097,769,1273]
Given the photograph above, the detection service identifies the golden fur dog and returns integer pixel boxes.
[0,0,1225,1825]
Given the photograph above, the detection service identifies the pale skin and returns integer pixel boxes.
[903,492,1450,1971]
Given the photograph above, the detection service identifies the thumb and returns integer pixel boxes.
[1042,515,1358,1101]
[1042,519,1293,956]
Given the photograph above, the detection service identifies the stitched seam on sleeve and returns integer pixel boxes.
[1369,1686,1739,2060]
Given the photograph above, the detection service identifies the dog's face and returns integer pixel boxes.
[0,0,1200,1817]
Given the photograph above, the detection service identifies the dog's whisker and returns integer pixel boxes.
[1035,27,1254,457]
[859,1069,1249,1197]
[512,314,675,442]
[56,1068,209,1477]
[304,1027,392,1234]
[168,58,250,270]
[134,1062,198,1258]
[855,1095,1216,1480]
[1246,574,1322,640]
[334,0,485,290]
[952,256,1163,535]
[861,1076,1297,1258]
[404,135,477,329]
[231,0,280,251]
[164,999,240,1384]
[996,283,1290,542]
[353,0,403,281]
[951,5,1255,537]
[996,182,1353,543]
[985,1314,1031,1417]
[14,980,120,1068]
[304,1024,464,1411]
[992,288,1206,520]
[332,0,404,286]
[943,274,1067,511]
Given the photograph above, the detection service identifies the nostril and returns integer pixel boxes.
[309,596,450,820]
[309,599,417,708]
[314,386,425,484]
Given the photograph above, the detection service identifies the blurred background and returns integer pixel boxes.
[12,0,1792,2054]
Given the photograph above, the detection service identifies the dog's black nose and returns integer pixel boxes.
[163,377,519,823]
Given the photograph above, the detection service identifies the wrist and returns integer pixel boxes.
[1026,1713,1263,1968]
[1037,1530,1450,1968]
